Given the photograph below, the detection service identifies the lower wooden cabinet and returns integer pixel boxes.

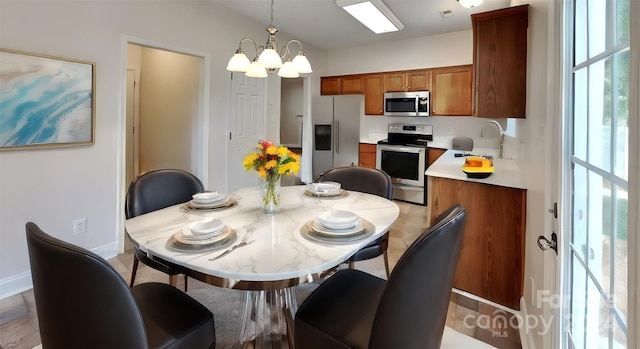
[427,148,446,167]
[429,176,526,310]
[358,143,377,168]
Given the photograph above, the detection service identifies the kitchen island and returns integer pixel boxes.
[426,150,526,310]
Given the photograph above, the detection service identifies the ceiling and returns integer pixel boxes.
[214,0,512,51]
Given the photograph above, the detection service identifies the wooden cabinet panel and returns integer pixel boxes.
[472,5,528,118]
[364,75,384,115]
[429,176,526,310]
[427,148,446,167]
[341,76,364,94]
[358,143,377,168]
[407,70,431,91]
[321,77,341,95]
[384,72,406,92]
[431,65,473,116]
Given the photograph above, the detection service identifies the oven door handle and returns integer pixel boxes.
[378,145,425,154]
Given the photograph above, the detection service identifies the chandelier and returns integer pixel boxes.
[226,0,312,78]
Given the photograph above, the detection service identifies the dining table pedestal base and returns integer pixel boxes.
[235,287,298,349]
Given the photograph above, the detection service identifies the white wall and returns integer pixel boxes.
[0,0,327,299]
[280,78,304,147]
[138,47,199,173]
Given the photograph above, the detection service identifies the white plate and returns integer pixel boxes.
[317,210,360,226]
[188,197,231,208]
[311,219,365,236]
[192,192,227,205]
[308,182,341,194]
[177,226,230,244]
[189,218,225,235]
[315,217,363,230]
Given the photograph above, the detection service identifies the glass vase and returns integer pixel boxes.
[260,175,281,214]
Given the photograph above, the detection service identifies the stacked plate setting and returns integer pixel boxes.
[189,191,231,209]
[176,218,228,244]
[305,181,345,198]
[312,210,364,236]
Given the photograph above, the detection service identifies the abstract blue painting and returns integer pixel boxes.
[0,49,95,150]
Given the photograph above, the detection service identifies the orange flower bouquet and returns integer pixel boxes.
[243,141,300,213]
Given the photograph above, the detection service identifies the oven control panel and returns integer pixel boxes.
[388,123,433,136]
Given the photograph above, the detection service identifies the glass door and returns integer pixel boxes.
[563,0,629,348]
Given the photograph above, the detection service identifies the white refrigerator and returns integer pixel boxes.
[312,95,363,179]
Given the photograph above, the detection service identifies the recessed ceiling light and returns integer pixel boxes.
[336,0,404,34]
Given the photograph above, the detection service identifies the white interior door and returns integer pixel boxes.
[562,1,630,348]
[227,72,267,191]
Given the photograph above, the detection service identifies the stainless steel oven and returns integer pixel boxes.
[376,124,432,205]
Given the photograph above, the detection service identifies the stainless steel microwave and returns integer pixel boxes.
[384,91,430,117]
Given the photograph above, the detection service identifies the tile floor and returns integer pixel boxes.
[0,200,514,349]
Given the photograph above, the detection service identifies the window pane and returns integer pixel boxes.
[613,186,628,323]
[571,254,587,349]
[572,164,588,262]
[574,67,588,161]
[593,175,610,293]
[588,59,610,171]
[613,50,629,180]
[585,277,609,348]
[575,0,588,64]
[615,0,630,45]
[612,316,627,348]
[588,0,606,58]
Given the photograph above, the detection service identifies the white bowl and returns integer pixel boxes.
[311,181,341,193]
[189,218,225,235]
[317,210,359,226]
[192,191,226,204]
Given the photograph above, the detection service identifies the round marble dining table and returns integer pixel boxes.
[124,184,400,348]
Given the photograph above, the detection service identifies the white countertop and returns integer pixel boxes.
[125,185,399,284]
[426,149,526,189]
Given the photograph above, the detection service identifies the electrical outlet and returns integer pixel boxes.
[74,218,87,235]
[446,127,452,135]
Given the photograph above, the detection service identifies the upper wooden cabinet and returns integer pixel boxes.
[431,65,473,116]
[384,70,431,92]
[472,5,529,118]
[363,74,385,115]
[321,75,364,95]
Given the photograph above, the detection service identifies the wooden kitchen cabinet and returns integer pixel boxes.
[472,5,529,118]
[341,75,364,94]
[431,65,473,116]
[384,70,431,92]
[363,74,385,115]
[427,148,446,167]
[358,143,377,168]
[429,176,526,310]
[321,77,341,95]
[321,75,364,95]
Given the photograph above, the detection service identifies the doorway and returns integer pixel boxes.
[125,44,204,183]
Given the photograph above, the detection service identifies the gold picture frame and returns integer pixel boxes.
[0,48,96,150]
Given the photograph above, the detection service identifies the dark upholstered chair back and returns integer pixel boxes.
[125,169,204,219]
[26,222,149,348]
[317,167,393,200]
[369,205,466,348]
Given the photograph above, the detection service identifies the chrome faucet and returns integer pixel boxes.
[481,120,505,159]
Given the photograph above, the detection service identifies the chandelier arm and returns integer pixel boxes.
[238,38,261,58]
[281,40,303,59]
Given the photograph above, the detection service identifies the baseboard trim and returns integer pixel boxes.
[0,241,118,300]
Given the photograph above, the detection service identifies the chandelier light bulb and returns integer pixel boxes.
[277,60,300,78]
[226,51,252,72]
[258,48,283,69]
[291,52,312,73]
[245,60,268,78]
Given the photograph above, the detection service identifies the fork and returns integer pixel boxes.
[208,239,255,261]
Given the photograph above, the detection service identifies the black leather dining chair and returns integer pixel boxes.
[26,222,216,348]
[294,204,466,348]
[316,166,394,276]
[125,169,205,291]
